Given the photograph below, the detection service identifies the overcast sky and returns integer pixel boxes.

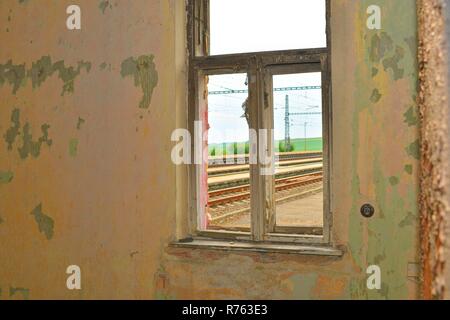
[210,0,326,55]
[208,0,326,145]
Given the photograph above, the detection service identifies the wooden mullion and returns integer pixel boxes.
[249,58,262,241]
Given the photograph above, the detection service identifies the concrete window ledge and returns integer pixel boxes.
[170,239,343,257]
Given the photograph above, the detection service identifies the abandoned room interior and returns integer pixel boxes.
[1,0,450,302]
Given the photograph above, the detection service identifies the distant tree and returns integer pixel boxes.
[278,141,294,153]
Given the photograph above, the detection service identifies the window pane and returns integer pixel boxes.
[206,73,251,232]
[272,72,323,233]
[210,0,326,55]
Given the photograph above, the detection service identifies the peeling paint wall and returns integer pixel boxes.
[0,0,177,300]
[0,0,420,300]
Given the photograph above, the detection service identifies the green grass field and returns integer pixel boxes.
[208,137,323,156]
[284,137,323,152]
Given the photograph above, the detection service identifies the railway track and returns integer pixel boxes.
[207,157,323,177]
[208,172,323,207]
[208,162,323,191]
[208,151,323,167]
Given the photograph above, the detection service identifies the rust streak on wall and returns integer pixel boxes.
[417,0,450,300]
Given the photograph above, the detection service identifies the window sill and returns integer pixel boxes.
[170,239,343,257]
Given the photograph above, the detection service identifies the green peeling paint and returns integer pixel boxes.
[4,108,21,150]
[99,0,113,13]
[4,108,53,160]
[18,123,53,160]
[1,56,91,96]
[404,37,417,58]
[399,212,416,228]
[9,287,29,300]
[0,61,26,94]
[0,171,14,184]
[370,89,382,103]
[372,67,379,77]
[403,106,418,127]
[0,216,4,224]
[406,140,420,160]
[369,32,393,63]
[348,0,418,300]
[30,203,54,240]
[48,59,92,96]
[28,55,54,89]
[121,55,158,109]
[404,164,413,175]
[69,138,79,157]
[389,176,400,186]
[76,117,85,130]
[382,46,406,81]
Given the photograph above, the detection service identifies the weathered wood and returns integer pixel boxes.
[186,0,334,248]
[171,239,343,257]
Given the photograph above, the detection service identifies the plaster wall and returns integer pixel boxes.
[0,0,420,300]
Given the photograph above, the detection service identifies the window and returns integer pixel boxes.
[185,0,333,249]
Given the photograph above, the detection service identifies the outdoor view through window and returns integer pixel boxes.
[203,0,327,235]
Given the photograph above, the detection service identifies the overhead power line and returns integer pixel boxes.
[208,86,321,95]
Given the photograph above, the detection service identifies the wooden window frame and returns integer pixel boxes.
[186,0,333,247]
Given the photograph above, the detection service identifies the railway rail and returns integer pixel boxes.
[207,157,323,177]
[208,172,323,207]
[208,151,323,167]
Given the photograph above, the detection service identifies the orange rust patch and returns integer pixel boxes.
[418,0,450,300]
[312,275,347,300]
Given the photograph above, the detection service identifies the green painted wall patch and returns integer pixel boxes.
[0,61,26,94]
[403,106,419,126]
[404,164,413,175]
[18,123,53,160]
[389,176,399,186]
[382,46,406,81]
[99,0,113,14]
[76,117,85,130]
[4,108,53,160]
[399,212,416,228]
[370,89,382,103]
[1,56,92,96]
[9,287,30,300]
[121,54,158,109]
[369,32,394,63]
[4,108,21,150]
[30,203,54,240]
[0,171,14,184]
[69,138,79,157]
[406,140,420,160]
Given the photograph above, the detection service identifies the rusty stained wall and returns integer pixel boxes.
[0,0,420,300]
[417,0,448,300]
[446,0,450,301]
[417,0,450,300]
[0,0,179,299]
